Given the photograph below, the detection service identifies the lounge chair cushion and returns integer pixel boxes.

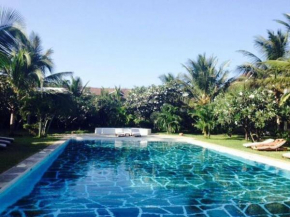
[0,140,11,145]
[243,139,274,148]
[0,143,7,148]
[252,139,286,151]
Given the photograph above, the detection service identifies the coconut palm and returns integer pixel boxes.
[238,30,289,78]
[159,72,178,84]
[181,53,234,105]
[0,33,70,132]
[190,104,215,138]
[155,104,182,133]
[275,13,290,31]
[0,7,25,56]
[62,76,89,97]
[237,30,290,101]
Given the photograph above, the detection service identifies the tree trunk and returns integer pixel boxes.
[249,131,256,142]
[10,110,16,135]
[42,119,49,137]
[45,116,55,136]
[244,128,248,140]
[283,121,288,132]
[38,118,42,138]
[277,116,281,131]
[27,114,31,124]
[15,118,22,130]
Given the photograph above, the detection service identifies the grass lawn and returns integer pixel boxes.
[157,133,290,162]
[0,135,62,174]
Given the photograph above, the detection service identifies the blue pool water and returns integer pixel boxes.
[2,140,290,217]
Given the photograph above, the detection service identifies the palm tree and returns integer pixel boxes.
[0,49,33,131]
[181,53,234,105]
[238,30,290,131]
[0,7,25,56]
[275,13,290,31]
[62,76,88,97]
[261,58,290,105]
[190,104,215,138]
[155,104,182,133]
[0,33,59,133]
[159,72,178,84]
[238,30,289,78]
[112,86,125,102]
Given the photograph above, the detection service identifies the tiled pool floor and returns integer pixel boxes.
[2,140,290,217]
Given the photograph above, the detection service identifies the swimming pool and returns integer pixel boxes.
[1,139,290,216]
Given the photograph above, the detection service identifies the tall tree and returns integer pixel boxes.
[62,76,89,97]
[275,13,290,31]
[238,30,289,78]
[159,72,178,84]
[0,33,55,132]
[0,7,25,56]
[154,104,182,134]
[181,53,234,105]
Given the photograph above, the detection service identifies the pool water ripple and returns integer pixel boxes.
[2,140,290,217]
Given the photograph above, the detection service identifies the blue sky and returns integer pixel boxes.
[2,0,290,88]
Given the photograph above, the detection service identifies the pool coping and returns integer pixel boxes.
[1,134,290,195]
[0,135,72,194]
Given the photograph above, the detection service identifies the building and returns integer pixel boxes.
[88,87,131,97]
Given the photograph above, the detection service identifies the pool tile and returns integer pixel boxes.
[206,209,231,217]
[245,204,268,216]
[110,208,140,217]
[163,206,184,214]
[224,205,245,217]
[184,206,202,214]
[264,202,290,214]
[3,140,290,217]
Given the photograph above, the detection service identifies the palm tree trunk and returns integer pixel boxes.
[203,129,207,137]
[277,116,281,131]
[38,118,42,138]
[42,119,49,137]
[244,128,248,140]
[10,109,15,135]
[284,121,288,131]
[45,117,54,136]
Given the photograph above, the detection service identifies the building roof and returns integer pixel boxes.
[36,87,70,93]
[88,87,131,97]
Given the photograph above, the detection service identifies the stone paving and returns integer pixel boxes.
[0,139,68,193]
[2,139,290,216]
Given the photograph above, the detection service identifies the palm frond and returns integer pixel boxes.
[43,71,72,86]
[237,50,263,64]
[275,13,290,30]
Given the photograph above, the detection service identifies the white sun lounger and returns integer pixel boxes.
[115,129,125,137]
[0,137,14,142]
[0,139,11,145]
[123,129,131,137]
[243,139,274,148]
[131,128,141,137]
[0,143,7,148]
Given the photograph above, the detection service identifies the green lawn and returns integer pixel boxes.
[0,135,62,173]
[157,133,290,162]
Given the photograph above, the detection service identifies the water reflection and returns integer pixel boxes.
[2,140,290,217]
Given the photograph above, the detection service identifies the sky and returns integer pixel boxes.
[2,0,290,88]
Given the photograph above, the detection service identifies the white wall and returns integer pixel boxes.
[95,128,151,136]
